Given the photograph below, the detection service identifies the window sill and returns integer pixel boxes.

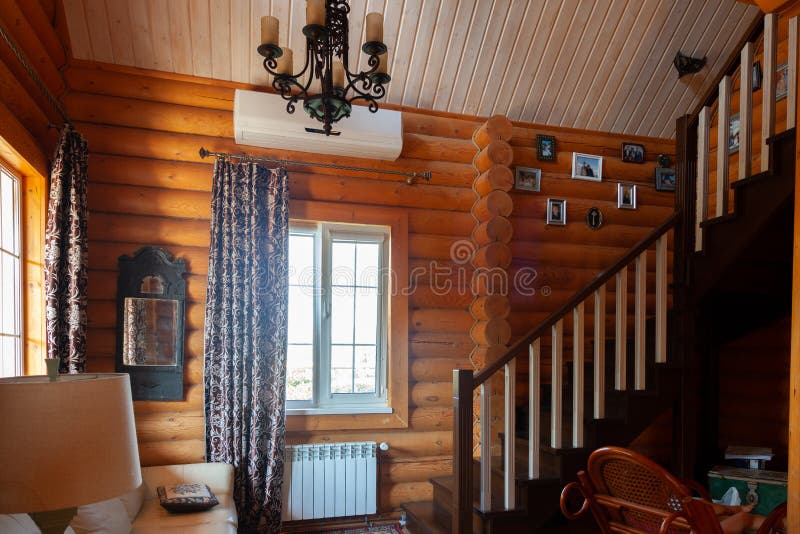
[286,406,393,416]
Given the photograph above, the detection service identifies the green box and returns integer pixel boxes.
[708,466,787,516]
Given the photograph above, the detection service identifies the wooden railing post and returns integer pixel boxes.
[453,369,473,534]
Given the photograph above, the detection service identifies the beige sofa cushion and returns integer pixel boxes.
[132,463,237,534]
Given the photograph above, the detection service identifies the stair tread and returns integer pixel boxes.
[729,170,772,189]
[401,501,449,534]
[700,212,737,228]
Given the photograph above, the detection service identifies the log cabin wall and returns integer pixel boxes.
[718,316,790,471]
[65,60,677,511]
[0,0,61,376]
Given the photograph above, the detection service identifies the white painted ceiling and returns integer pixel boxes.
[62,0,761,138]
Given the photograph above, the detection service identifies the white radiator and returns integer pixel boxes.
[281,441,377,521]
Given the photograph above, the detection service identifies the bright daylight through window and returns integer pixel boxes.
[286,221,389,413]
[0,166,21,378]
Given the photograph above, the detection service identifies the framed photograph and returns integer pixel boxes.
[515,166,541,192]
[729,113,740,154]
[622,143,645,163]
[546,198,566,226]
[572,152,602,181]
[618,183,637,209]
[536,134,556,161]
[776,63,788,100]
[655,168,676,192]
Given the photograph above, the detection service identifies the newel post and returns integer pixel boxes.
[453,369,473,534]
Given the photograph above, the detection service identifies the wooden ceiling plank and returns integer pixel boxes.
[475,0,528,117]
[104,0,136,66]
[210,0,232,80]
[148,0,175,72]
[249,0,271,84]
[61,0,92,60]
[543,0,611,126]
[128,0,157,70]
[615,0,704,135]
[82,0,114,63]
[443,0,494,114]
[229,0,250,83]
[655,3,759,138]
[460,0,513,116]
[167,0,194,76]
[431,0,475,112]
[288,0,306,84]
[415,0,457,110]
[386,0,421,104]
[558,0,627,127]
[490,0,545,118]
[381,0,404,90]
[531,0,600,124]
[505,1,561,121]
[590,0,673,133]
[570,0,645,128]
[346,0,366,75]
[401,0,444,107]
[519,0,582,123]
[188,0,213,78]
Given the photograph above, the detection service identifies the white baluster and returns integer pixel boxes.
[594,286,606,418]
[615,267,628,390]
[762,14,777,172]
[573,303,584,448]
[789,17,798,129]
[696,106,710,251]
[655,236,668,364]
[551,319,563,448]
[504,360,516,510]
[717,76,731,217]
[529,339,540,479]
[740,42,753,180]
[480,382,491,512]
[635,252,647,390]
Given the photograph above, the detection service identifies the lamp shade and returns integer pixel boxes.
[0,374,142,513]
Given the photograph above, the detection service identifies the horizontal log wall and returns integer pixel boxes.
[66,61,676,512]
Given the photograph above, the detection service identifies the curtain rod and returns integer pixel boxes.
[198,148,432,184]
[0,22,70,125]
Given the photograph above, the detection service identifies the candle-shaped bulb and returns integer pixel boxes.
[307,0,325,26]
[377,53,388,74]
[276,47,293,75]
[261,16,279,45]
[332,61,345,88]
[365,12,384,43]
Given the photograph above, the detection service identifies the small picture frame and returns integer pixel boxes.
[655,168,676,192]
[536,134,556,161]
[546,198,566,226]
[621,143,645,163]
[776,63,788,100]
[572,152,602,181]
[514,166,541,192]
[618,183,637,209]
[729,113,740,154]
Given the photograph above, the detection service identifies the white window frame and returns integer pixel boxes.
[286,221,390,415]
[0,164,22,378]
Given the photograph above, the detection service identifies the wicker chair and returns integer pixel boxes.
[560,447,787,534]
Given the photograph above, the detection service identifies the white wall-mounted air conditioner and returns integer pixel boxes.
[233,89,403,161]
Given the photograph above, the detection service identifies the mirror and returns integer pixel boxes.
[116,247,187,401]
[123,297,180,366]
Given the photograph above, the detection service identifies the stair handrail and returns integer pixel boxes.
[472,210,682,387]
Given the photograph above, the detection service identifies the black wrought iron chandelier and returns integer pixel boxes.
[258,0,390,136]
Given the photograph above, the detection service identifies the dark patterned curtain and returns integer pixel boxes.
[203,159,289,532]
[44,125,89,374]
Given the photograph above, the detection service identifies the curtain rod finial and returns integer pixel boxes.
[199,147,209,159]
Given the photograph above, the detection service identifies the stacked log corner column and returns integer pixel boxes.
[469,115,514,456]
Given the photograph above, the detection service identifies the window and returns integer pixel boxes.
[286,221,390,414]
[0,166,21,378]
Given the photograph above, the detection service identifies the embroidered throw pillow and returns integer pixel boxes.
[157,483,219,513]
